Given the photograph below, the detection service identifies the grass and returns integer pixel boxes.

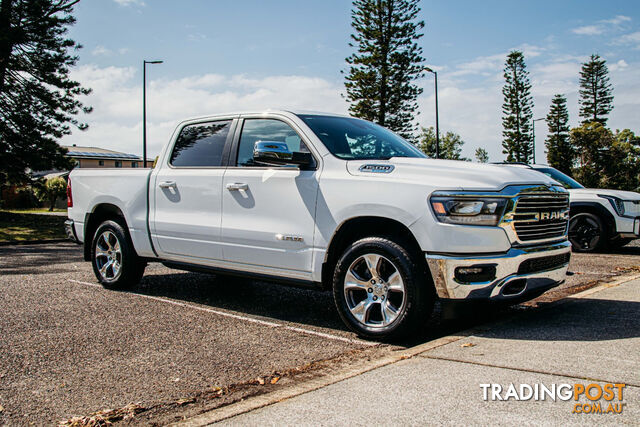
[5,207,67,214]
[0,211,67,242]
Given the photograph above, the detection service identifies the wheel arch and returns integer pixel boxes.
[570,202,617,239]
[83,203,128,261]
[321,216,424,290]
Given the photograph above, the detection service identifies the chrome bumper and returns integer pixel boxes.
[425,240,571,300]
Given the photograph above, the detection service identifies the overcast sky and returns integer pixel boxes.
[63,0,640,162]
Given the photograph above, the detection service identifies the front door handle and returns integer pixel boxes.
[226,182,248,191]
[158,180,177,189]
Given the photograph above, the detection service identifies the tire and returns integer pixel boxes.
[91,220,145,289]
[332,237,434,340]
[568,212,606,252]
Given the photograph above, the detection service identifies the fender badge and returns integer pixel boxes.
[276,234,304,242]
[359,164,394,173]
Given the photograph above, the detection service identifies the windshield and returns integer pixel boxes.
[535,167,584,189]
[298,114,426,160]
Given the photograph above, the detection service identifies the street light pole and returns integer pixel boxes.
[532,117,545,164]
[143,60,163,168]
[424,67,440,159]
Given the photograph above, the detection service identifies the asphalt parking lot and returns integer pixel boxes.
[1,241,639,425]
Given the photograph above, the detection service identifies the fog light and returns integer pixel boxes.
[455,265,497,283]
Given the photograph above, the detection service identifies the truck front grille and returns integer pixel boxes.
[513,195,570,242]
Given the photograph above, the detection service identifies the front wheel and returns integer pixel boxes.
[91,220,145,289]
[332,237,433,340]
[568,212,606,252]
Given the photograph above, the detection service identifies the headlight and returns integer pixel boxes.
[430,197,508,226]
[599,195,625,216]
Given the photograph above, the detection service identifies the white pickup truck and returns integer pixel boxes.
[66,111,572,339]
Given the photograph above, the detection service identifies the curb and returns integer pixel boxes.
[174,272,640,426]
[0,239,70,246]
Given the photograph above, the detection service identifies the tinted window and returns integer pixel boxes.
[237,119,310,167]
[298,115,425,160]
[170,120,232,167]
[535,167,584,189]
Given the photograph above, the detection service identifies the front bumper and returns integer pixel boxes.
[64,219,79,243]
[425,240,571,300]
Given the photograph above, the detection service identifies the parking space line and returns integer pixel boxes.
[69,279,376,347]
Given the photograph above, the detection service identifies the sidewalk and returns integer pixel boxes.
[202,278,640,425]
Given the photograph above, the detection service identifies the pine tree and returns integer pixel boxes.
[501,50,533,163]
[344,0,425,139]
[578,54,613,125]
[0,0,91,186]
[417,126,468,160]
[545,94,574,176]
[475,147,489,163]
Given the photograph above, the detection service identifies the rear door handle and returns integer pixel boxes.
[158,181,177,189]
[226,182,248,191]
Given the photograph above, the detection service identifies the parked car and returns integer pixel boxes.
[66,111,572,339]
[497,163,640,252]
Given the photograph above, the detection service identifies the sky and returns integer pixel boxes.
[62,0,640,162]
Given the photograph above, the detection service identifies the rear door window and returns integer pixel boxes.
[170,120,232,167]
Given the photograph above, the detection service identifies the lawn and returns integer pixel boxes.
[0,211,67,242]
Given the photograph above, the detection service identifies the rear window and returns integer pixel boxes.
[170,120,232,167]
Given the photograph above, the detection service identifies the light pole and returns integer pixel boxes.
[424,67,440,159]
[143,60,163,168]
[532,117,545,164]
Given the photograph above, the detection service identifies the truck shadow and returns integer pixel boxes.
[130,270,640,346]
[134,271,349,332]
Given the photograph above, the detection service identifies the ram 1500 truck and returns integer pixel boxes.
[66,111,572,339]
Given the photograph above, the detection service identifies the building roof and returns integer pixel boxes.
[61,145,142,161]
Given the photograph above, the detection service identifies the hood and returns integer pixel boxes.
[570,188,640,201]
[346,157,558,191]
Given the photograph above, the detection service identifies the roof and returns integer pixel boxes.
[61,145,142,161]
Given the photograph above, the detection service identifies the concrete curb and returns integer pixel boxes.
[175,272,640,426]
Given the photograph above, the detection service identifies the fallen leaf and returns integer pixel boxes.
[257,377,265,385]
[270,377,280,385]
[460,342,476,348]
[176,398,195,406]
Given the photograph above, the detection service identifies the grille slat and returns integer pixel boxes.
[513,194,569,242]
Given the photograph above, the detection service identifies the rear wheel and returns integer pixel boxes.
[91,220,145,289]
[332,237,433,340]
[568,212,606,252]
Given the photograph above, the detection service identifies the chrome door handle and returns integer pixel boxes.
[226,182,248,191]
[158,181,176,188]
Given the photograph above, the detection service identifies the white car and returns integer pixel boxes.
[500,164,640,252]
[65,111,571,339]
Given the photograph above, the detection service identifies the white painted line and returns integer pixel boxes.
[69,279,376,347]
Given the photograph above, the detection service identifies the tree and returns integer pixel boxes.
[475,147,489,163]
[570,122,614,188]
[607,129,640,192]
[545,94,574,175]
[417,126,468,160]
[579,54,613,126]
[571,123,640,191]
[344,0,425,139]
[0,0,91,187]
[34,176,66,211]
[501,50,533,163]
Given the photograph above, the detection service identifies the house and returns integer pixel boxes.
[62,145,151,168]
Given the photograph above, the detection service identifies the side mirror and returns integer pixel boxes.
[253,141,313,168]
